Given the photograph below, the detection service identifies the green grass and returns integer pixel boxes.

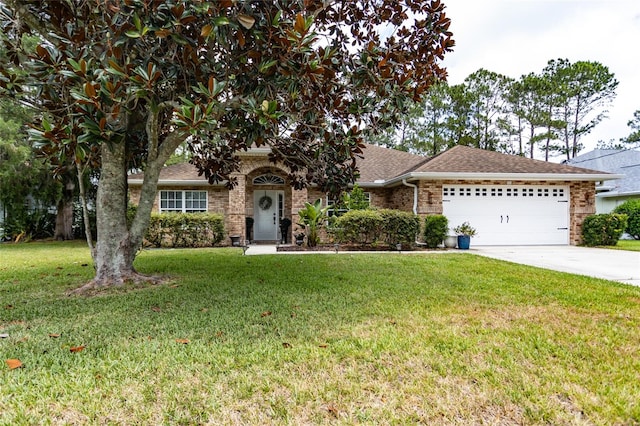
[1,241,640,424]
[608,239,640,252]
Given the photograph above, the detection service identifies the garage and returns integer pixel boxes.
[442,184,569,245]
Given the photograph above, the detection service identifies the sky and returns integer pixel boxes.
[440,0,640,156]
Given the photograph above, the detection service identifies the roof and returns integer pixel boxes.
[567,149,640,196]
[128,144,618,187]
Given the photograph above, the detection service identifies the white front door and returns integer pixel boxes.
[253,190,281,241]
[442,185,570,245]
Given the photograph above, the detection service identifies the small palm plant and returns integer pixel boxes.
[298,199,329,247]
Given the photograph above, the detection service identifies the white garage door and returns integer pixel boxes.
[442,185,569,245]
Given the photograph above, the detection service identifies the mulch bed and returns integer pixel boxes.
[276,244,441,252]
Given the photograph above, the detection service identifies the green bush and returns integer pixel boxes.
[423,215,448,248]
[581,213,628,246]
[146,213,225,248]
[613,199,640,239]
[334,209,419,247]
[379,209,420,247]
[334,209,382,245]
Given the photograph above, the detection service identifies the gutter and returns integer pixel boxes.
[383,172,623,187]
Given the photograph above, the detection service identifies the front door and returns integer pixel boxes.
[253,190,281,241]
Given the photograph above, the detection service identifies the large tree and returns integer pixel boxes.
[544,59,618,160]
[0,0,454,289]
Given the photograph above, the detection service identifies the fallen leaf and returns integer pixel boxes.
[6,359,23,370]
[48,333,61,338]
[175,338,190,344]
[290,312,297,318]
[151,306,161,312]
[319,344,328,348]
[5,305,13,309]
[70,345,86,353]
[17,337,28,343]
[326,403,339,417]
[200,308,209,312]
[169,284,179,288]
[261,311,272,317]
[282,342,292,348]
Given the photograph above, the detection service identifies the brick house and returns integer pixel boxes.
[128,144,617,246]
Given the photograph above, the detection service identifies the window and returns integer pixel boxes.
[253,174,285,185]
[327,191,371,217]
[160,191,207,213]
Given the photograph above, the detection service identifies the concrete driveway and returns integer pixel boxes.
[472,246,640,286]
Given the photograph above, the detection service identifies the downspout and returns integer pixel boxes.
[402,179,418,215]
[402,179,422,245]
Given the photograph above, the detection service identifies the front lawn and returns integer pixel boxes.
[608,239,640,252]
[1,242,639,424]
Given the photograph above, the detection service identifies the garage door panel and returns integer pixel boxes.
[442,185,569,246]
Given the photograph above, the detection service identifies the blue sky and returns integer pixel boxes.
[440,0,640,155]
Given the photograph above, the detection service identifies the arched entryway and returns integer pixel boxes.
[246,168,290,243]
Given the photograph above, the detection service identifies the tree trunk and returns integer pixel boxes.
[54,177,75,240]
[90,141,138,287]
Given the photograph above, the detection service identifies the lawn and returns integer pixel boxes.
[1,242,640,424]
[609,239,640,252]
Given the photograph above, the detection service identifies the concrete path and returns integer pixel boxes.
[472,245,640,287]
[243,244,640,287]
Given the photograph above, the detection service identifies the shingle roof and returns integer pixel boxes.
[568,149,640,194]
[128,144,611,185]
[355,144,427,182]
[409,145,605,175]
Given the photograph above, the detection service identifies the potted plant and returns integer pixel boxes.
[294,230,305,246]
[453,222,477,250]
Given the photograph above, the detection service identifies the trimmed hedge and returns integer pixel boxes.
[613,199,640,239]
[146,213,225,248]
[581,213,627,246]
[333,209,419,247]
[423,215,448,248]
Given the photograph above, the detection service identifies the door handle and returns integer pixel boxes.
[506,215,509,223]
[273,213,276,225]
[500,215,503,223]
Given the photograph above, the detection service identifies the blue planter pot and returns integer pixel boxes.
[457,235,471,250]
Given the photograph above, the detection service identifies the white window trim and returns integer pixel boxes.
[159,190,208,213]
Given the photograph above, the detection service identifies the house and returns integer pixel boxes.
[567,149,640,213]
[128,144,618,246]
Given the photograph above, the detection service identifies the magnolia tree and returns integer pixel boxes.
[0,0,454,289]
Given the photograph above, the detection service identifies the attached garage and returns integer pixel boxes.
[442,184,569,245]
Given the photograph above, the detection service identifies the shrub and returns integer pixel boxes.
[334,209,419,247]
[334,209,382,245]
[380,210,420,247]
[423,215,448,248]
[613,199,640,239]
[146,213,225,248]
[581,213,628,246]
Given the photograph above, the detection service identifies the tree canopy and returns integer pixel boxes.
[0,0,454,288]
[373,58,618,160]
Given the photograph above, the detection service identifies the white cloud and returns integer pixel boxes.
[441,0,640,153]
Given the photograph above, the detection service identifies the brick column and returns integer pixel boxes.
[290,187,308,240]
[226,174,246,245]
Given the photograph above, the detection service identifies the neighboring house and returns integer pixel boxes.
[128,144,617,246]
[567,149,640,213]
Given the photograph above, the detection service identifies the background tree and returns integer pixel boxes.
[463,69,512,151]
[620,110,640,147]
[545,59,618,160]
[1,0,454,289]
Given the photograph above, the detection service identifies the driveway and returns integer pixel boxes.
[472,246,640,286]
